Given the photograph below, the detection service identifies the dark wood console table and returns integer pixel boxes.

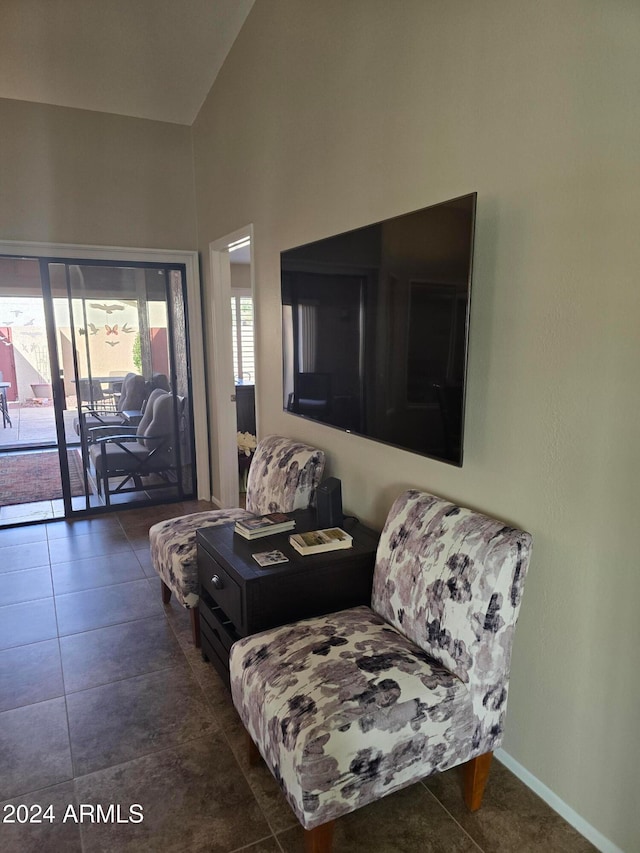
[196,510,379,683]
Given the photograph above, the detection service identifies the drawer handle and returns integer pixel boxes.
[211,574,224,590]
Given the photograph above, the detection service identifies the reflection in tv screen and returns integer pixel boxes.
[281,193,476,465]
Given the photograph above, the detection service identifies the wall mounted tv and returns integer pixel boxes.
[281,192,477,465]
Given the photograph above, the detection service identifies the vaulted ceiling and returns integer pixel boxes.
[0,0,255,125]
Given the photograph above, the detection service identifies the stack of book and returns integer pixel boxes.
[234,512,296,540]
[289,527,353,555]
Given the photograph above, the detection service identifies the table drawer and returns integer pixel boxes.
[200,617,230,665]
[200,632,231,688]
[199,598,238,653]
[198,544,242,627]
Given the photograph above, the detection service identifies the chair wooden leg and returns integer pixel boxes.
[247,732,262,767]
[161,581,172,604]
[462,751,493,812]
[304,821,335,853]
[190,607,201,648]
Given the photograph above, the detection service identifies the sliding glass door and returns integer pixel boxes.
[0,257,78,524]
[0,255,196,525]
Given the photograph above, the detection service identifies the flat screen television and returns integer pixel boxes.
[281,192,477,465]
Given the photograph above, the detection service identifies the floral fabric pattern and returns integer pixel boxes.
[244,434,325,516]
[150,508,252,607]
[372,490,532,744]
[229,489,531,831]
[149,435,325,608]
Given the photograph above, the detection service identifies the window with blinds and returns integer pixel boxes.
[231,295,255,384]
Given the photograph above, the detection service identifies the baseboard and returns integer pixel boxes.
[209,494,224,509]
[495,749,623,853]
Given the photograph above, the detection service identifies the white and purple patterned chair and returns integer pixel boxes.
[149,435,325,646]
[230,489,532,852]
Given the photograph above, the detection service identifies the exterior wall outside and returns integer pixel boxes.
[192,2,640,850]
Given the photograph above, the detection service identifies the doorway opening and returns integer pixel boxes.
[208,226,257,508]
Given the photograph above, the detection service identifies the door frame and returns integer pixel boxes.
[208,225,256,508]
[0,239,210,501]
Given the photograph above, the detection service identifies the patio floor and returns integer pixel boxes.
[0,403,78,449]
[0,406,89,525]
[0,404,191,525]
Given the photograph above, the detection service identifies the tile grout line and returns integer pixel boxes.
[0,591,55,608]
[55,608,166,640]
[0,563,51,576]
[219,716,288,847]
[63,660,191,700]
[0,597,162,654]
[0,777,76,808]
[0,534,226,813]
[71,734,228,853]
[52,573,154,599]
[49,553,79,832]
[421,780,486,853]
[69,726,228,789]
[228,834,283,853]
[219,701,295,842]
[5,528,159,815]
[178,637,293,847]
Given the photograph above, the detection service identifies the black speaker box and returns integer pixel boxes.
[316,477,343,528]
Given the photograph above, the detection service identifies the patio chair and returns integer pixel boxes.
[77,378,106,410]
[150,373,170,393]
[74,372,147,440]
[88,388,183,505]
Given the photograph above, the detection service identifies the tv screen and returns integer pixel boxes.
[281,192,476,465]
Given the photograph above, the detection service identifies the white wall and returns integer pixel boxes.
[0,98,210,495]
[0,98,197,249]
[192,1,640,849]
[230,262,251,291]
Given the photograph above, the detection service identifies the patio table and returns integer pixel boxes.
[70,376,127,407]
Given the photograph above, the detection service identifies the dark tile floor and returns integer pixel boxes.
[0,504,596,853]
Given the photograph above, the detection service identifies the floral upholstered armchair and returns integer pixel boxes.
[149,435,325,646]
[229,489,532,852]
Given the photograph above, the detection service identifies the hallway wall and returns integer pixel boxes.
[0,97,197,250]
[192,2,640,850]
